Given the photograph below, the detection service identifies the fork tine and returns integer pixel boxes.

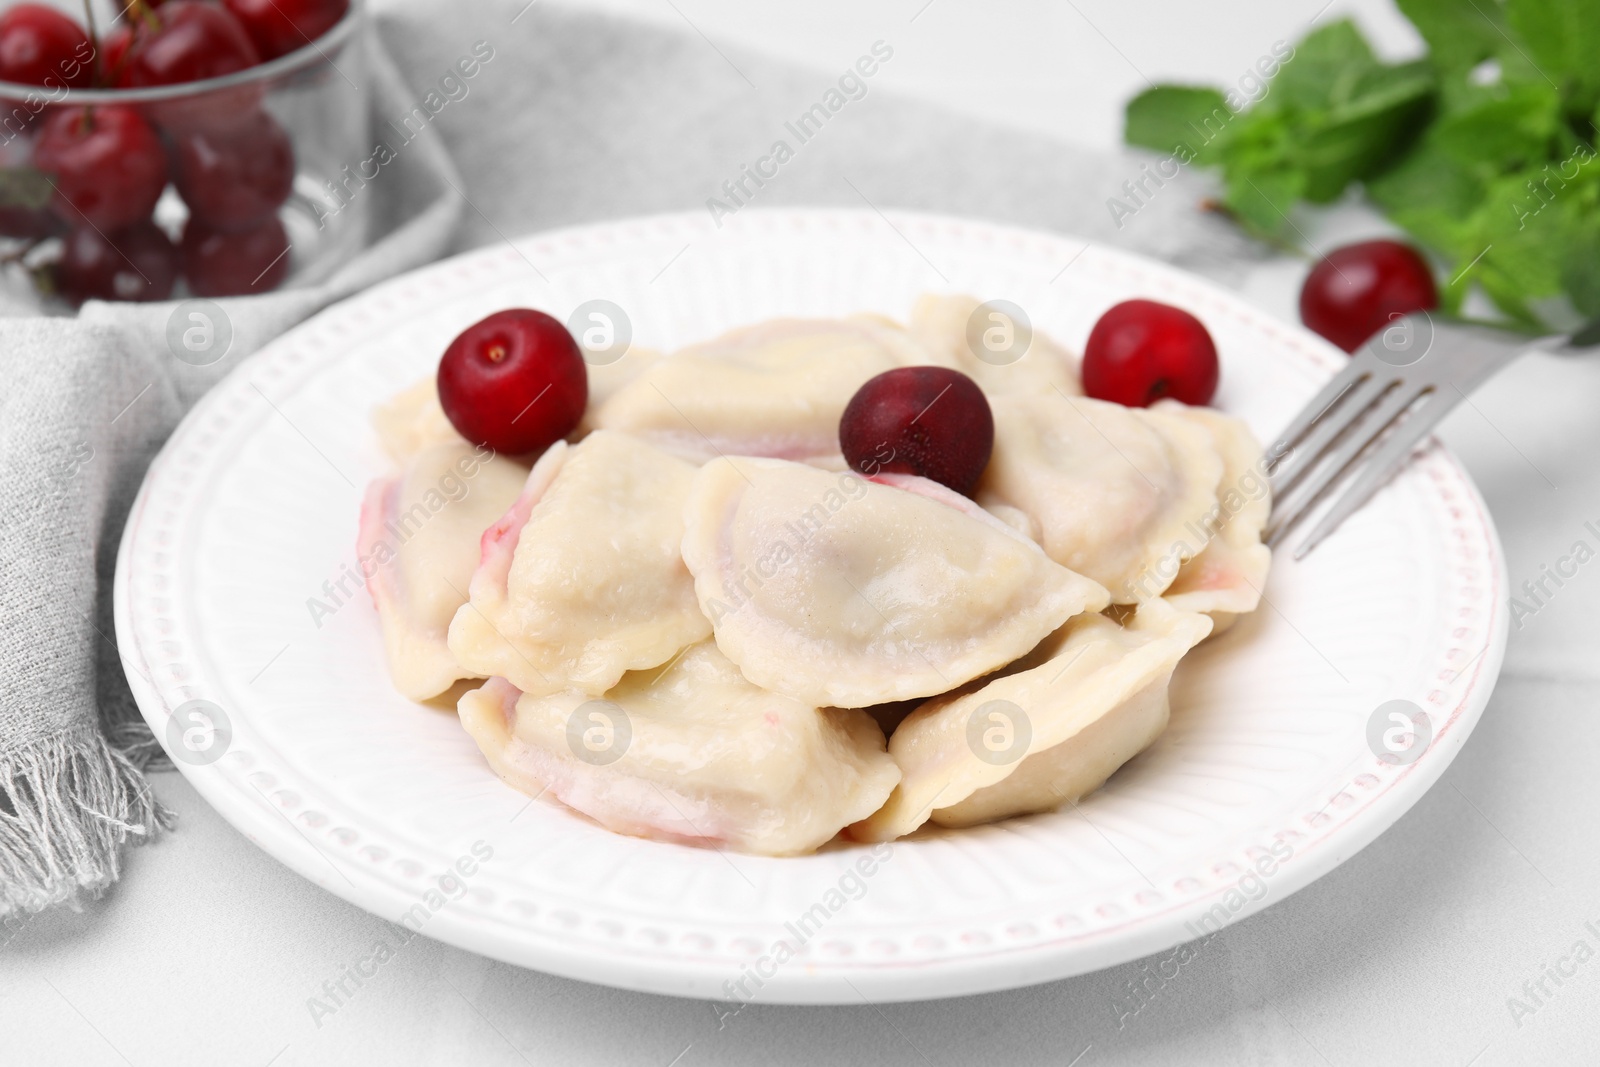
[1269,373,1391,493]
[1264,382,1430,545]
[1292,390,1453,558]
[1266,359,1373,469]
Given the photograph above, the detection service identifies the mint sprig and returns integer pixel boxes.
[1124,3,1600,329]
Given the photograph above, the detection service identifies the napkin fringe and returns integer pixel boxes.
[0,727,173,919]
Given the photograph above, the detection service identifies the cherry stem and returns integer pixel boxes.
[81,0,101,87]
[128,0,160,32]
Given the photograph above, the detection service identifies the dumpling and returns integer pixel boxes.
[679,456,1110,708]
[457,641,901,855]
[908,293,1082,398]
[591,316,933,464]
[356,442,529,700]
[370,376,462,463]
[855,599,1213,841]
[978,393,1225,603]
[576,345,662,435]
[447,430,711,698]
[1153,402,1273,631]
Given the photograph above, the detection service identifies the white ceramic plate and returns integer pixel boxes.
[114,209,1507,1004]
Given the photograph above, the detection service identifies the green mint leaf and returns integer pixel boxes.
[1430,81,1563,171]
[1395,0,1507,74]
[1222,165,1306,238]
[1124,86,1233,161]
[1367,138,1486,254]
[1561,220,1600,316]
[1272,19,1379,111]
[1448,163,1600,322]
[1504,0,1600,107]
[1295,61,1435,201]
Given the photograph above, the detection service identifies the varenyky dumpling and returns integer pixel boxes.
[908,293,1083,398]
[855,599,1213,841]
[979,393,1225,603]
[357,442,529,700]
[679,456,1110,709]
[370,376,462,464]
[1154,402,1273,632]
[591,316,931,465]
[447,430,711,698]
[576,345,662,436]
[457,641,901,855]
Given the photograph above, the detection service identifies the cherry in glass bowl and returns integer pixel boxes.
[0,0,367,304]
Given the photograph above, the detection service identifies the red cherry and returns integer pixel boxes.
[122,1,260,87]
[34,105,167,231]
[223,0,348,61]
[57,221,178,303]
[1299,239,1439,353]
[0,4,94,88]
[100,24,134,85]
[181,215,290,296]
[437,310,588,455]
[1082,300,1219,408]
[172,109,294,229]
[839,366,994,496]
[0,199,62,238]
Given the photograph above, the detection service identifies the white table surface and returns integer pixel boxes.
[7,3,1600,1064]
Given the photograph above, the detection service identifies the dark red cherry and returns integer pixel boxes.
[33,105,167,231]
[181,215,290,296]
[171,108,294,229]
[121,1,260,87]
[223,0,348,61]
[839,366,994,496]
[57,221,179,303]
[0,4,93,89]
[1082,300,1219,408]
[437,309,588,455]
[1299,239,1439,353]
[0,198,62,238]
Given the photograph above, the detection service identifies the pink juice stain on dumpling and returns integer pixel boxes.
[457,642,901,856]
[355,441,530,702]
[471,440,569,597]
[445,430,710,700]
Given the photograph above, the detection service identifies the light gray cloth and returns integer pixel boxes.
[0,29,463,917]
[0,0,1250,917]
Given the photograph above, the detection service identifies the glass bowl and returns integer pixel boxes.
[0,0,369,303]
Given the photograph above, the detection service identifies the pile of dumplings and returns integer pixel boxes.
[358,295,1272,855]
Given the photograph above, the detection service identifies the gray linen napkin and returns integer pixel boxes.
[0,0,1256,917]
[0,27,462,917]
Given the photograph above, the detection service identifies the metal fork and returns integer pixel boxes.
[1264,312,1600,559]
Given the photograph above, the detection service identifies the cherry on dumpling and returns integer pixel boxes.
[437,309,588,456]
[839,366,994,496]
[1081,299,1219,408]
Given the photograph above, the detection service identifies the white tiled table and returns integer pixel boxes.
[7,3,1599,1063]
